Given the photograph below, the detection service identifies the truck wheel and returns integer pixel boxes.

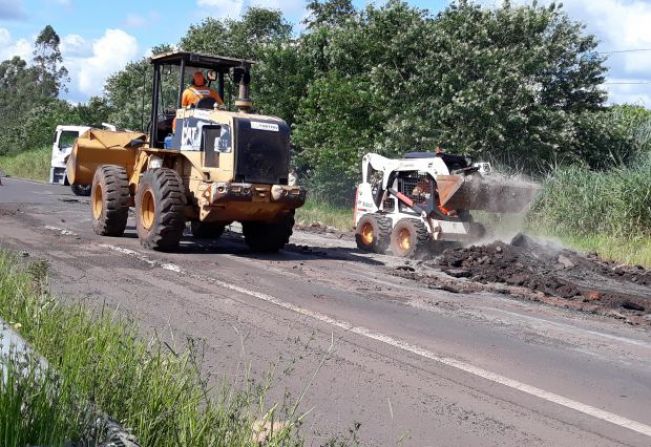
[135,168,187,251]
[242,212,294,253]
[190,221,226,239]
[71,184,91,196]
[355,214,391,254]
[91,165,130,236]
[390,218,430,258]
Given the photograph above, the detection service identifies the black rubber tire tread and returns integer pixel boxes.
[91,165,130,236]
[242,212,294,253]
[390,218,430,258]
[136,168,187,251]
[71,184,91,196]
[190,221,226,239]
[355,213,392,254]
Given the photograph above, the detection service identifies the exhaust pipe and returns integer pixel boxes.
[234,66,252,113]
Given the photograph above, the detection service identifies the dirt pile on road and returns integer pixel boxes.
[431,233,651,322]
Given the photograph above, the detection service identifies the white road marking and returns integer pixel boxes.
[102,243,651,438]
[161,263,182,273]
[44,225,78,236]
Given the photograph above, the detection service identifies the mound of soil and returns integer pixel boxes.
[433,233,651,321]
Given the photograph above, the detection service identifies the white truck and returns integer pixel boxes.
[50,124,116,195]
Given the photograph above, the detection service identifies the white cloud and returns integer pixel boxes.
[555,0,651,77]
[123,11,161,28]
[251,0,305,15]
[124,13,147,28]
[516,0,651,106]
[0,27,32,61]
[65,29,139,98]
[196,0,306,19]
[197,0,244,18]
[603,78,651,107]
[60,34,91,58]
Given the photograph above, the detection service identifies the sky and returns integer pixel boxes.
[1,0,650,107]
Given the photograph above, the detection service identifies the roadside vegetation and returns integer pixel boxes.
[529,155,651,267]
[0,146,49,181]
[295,199,354,232]
[0,250,303,446]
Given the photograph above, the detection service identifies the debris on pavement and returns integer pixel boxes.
[395,233,651,325]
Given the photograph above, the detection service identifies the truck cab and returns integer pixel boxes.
[50,125,91,185]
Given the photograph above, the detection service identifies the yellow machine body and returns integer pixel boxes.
[67,107,305,225]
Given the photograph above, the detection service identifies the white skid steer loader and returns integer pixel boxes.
[354,152,539,258]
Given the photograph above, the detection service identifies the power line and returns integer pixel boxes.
[604,82,651,85]
[598,48,651,55]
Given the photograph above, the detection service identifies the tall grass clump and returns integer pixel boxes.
[0,347,94,447]
[0,146,50,182]
[0,251,302,446]
[530,156,651,239]
[295,199,354,232]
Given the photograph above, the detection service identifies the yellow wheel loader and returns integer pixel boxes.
[67,52,306,251]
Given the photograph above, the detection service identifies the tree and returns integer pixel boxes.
[304,0,356,29]
[104,44,172,131]
[180,7,291,59]
[179,8,298,121]
[292,0,609,199]
[33,25,68,97]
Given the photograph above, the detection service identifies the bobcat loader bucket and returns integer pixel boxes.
[66,129,146,185]
[436,174,539,213]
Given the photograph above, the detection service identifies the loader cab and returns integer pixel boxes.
[148,51,254,148]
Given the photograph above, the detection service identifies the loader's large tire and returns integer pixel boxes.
[242,212,294,253]
[135,168,187,251]
[390,218,430,258]
[71,184,91,196]
[355,213,391,254]
[91,165,130,236]
[191,221,226,239]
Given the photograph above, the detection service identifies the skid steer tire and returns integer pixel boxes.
[390,218,430,258]
[191,221,226,239]
[71,184,91,196]
[355,214,391,254]
[242,212,294,253]
[91,165,130,236]
[135,168,187,251]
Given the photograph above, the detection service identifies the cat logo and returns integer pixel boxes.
[181,125,198,148]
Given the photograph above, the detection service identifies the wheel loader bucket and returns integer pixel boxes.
[66,129,146,185]
[436,174,539,214]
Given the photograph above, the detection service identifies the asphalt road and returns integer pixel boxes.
[1,177,650,446]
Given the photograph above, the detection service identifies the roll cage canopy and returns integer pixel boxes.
[148,51,255,148]
[150,51,255,71]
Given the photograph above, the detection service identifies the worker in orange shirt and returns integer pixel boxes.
[182,71,224,108]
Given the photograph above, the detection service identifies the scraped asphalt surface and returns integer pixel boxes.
[1,177,650,446]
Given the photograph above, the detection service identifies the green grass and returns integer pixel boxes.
[0,147,50,182]
[0,251,303,446]
[527,156,651,267]
[529,159,651,239]
[295,199,354,232]
[534,231,651,268]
